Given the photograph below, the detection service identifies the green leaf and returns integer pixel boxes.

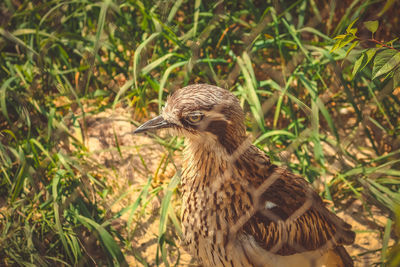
[341,35,356,47]
[333,34,347,40]
[347,28,358,36]
[352,53,366,79]
[346,18,358,34]
[365,48,378,67]
[372,50,400,79]
[330,39,343,53]
[345,40,359,57]
[364,20,379,34]
[393,69,400,88]
[352,48,378,79]
[331,35,356,53]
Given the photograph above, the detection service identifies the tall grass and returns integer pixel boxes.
[1,0,399,266]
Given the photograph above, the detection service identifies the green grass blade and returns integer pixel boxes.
[133,33,161,90]
[158,61,188,111]
[158,173,180,266]
[237,54,265,132]
[75,214,127,266]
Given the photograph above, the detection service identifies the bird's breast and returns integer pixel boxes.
[180,165,253,261]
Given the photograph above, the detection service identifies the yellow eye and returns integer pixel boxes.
[186,113,204,124]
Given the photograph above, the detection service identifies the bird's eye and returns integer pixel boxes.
[186,113,204,124]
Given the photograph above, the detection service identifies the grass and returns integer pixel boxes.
[1,0,399,266]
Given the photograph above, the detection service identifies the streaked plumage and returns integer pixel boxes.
[134,84,355,267]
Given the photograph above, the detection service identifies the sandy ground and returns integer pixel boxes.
[84,107,194,266]
[84,107,392,266]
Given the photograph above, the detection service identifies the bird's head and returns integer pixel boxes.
[134,84,247,154]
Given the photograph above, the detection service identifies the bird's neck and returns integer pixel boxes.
[181,137,226,185]
[183,137,228,169]
[181,134,251,187]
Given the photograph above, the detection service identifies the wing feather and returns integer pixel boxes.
[237,148,355,256]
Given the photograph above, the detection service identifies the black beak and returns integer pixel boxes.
[134,115,172,134]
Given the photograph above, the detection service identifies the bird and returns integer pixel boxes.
[134,84,355,267]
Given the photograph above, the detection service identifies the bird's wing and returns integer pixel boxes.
[237,149,354,256]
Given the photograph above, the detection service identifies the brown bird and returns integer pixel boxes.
[134,84,355,267]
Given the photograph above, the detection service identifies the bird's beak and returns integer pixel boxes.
[134,115,172,134]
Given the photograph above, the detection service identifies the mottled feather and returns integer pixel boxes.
[135,84,355,267]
